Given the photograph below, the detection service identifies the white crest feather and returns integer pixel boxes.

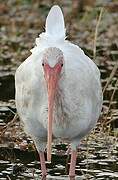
[31,5,66,54]
[45,5,66,40]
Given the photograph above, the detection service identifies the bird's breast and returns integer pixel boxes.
[54,89,69,125]
[51,89,75,139]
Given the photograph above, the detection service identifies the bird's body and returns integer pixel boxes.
[15,42,102,148]
[15,5,102,179]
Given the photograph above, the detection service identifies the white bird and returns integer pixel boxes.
[15,5,103,180]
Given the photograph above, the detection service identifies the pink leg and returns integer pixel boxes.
[39,151,47,180]
[69,150,77,180]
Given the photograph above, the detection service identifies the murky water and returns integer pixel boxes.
[0,139,118,179]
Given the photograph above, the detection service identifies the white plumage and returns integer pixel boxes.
[15,5,103,179]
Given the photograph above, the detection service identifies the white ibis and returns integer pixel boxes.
[15,5,103,180]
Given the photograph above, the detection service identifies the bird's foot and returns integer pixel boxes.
[69,175,75,180]
[41,174,46,180]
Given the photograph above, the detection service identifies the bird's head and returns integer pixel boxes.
[42,47,64,84]
[42,47,64,161]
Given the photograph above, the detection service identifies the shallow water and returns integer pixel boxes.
[0,141,118,179]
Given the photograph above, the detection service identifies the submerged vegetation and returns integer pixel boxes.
[0,0,118,179]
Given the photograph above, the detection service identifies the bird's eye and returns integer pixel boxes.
[42,63,44,66]
[61,63,63,67]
